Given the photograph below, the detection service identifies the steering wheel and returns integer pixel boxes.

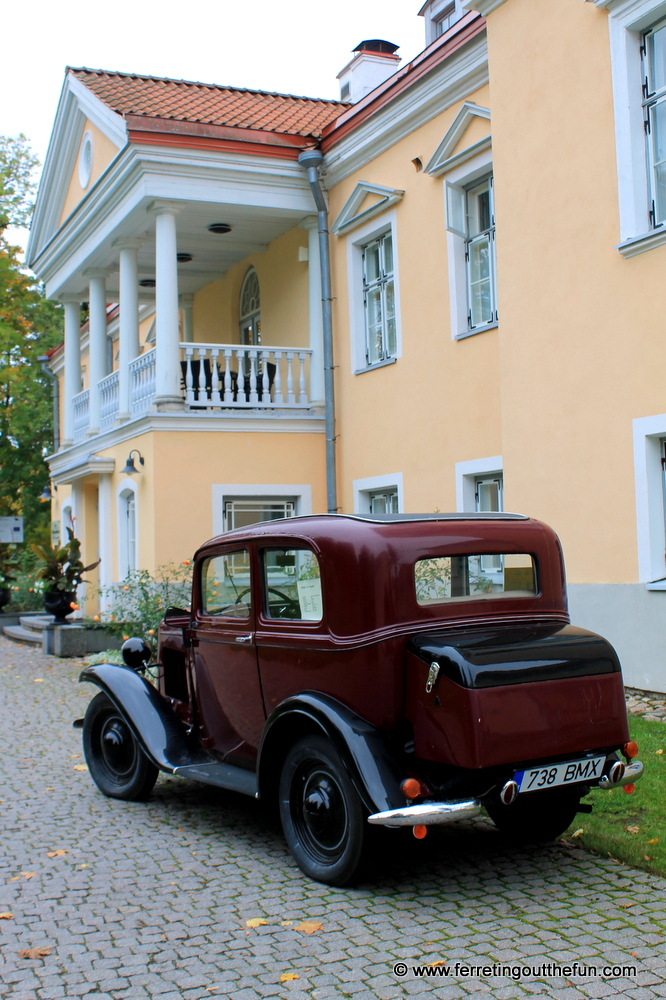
[234,586,300,617]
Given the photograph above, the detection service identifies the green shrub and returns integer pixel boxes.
[97,562,192,659]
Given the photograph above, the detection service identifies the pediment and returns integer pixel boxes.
[331,181,404,236]
[425,102,491,177]
[27,71,127,267]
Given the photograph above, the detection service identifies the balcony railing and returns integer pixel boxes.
[180,343,313,409]
[99,371,119,431]
[72,390,89,443]
[130,348,156,417]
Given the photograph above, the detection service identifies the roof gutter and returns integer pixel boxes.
[298,148,337,514]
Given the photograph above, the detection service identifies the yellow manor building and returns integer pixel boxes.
[28,0,666,691]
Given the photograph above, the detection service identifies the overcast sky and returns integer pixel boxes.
[2,0,426,251]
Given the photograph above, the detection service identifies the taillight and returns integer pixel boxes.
[623,741,638,759]
[401,778,422,800]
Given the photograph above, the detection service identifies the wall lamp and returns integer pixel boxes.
[121,450,145,476]
[39,483,54,502]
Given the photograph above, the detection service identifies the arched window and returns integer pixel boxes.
[118,486,138,579]
[239,268,261,345]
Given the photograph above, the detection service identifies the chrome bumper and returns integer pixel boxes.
[597,759,644,790]
[367,798,482,827]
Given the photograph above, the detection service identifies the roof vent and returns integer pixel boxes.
[337,39,401,104]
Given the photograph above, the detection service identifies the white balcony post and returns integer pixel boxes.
[180,293,194,343]
[61,296,82,446]
[301,216,324,405]
[86,270,108,435]
[149,200,185,409]
[115,239,141,422]
[97,473,113,609]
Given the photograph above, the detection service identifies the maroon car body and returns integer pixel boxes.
[79,513,641,885]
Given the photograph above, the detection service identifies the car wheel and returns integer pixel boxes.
[485,786,582,842]
[82,692,159,801]
[279,735,366,886]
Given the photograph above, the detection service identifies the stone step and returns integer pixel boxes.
[2,624,43,645]
[19,615,60,633]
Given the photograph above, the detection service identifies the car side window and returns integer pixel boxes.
[201,550,252,618]
[262,548,322,620]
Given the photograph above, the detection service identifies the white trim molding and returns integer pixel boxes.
[462,0,507,13]
[353,473,404,514]
[331,182,404,236]
[455,454,503,511]
[425,102,491,177]
[50,453,115,487]
[211,483,313,537]
[633,412,666,583]
[116,477,139,580]
[345,208,403,374]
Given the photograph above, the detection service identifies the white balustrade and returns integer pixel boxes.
[99,371,119,430]
[180,343,312,409]
[129,348,157,417]
[72,390,90,443]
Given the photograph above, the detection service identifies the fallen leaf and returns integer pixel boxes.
[565,980,574,989]
[245,918,268,928]
[428,960,447,967]
[656,749,664,755]
[570,828,584,838]
[19,872,37,880]
[78,865,89,870]
[8,877,20,882]
[281,920,294,927]
[0,913,13,919]
[295,920,323,935]
[46,850,69,857]
[644,855,655,861]
[647,838,659,844]
[73,765,88,771]
[205,989,218,994]
[18,947,51,960]
[45,788,54,792]
[632,952,638,957]
[625,825,640,834]
[69,754,81,759]
[280,973,300,982]
[33,679,44,683]
[619,903,635,908]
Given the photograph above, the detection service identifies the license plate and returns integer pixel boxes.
[514,755,606,794]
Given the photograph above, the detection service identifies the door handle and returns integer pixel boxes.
[235,633,253,643]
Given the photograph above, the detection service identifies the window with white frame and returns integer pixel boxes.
[211,484,312,536]
[642,18,666,227]
[447,172,497,332]
[239,268,261,346]
[434,2,463,36]
[475,472,503,575]
[224,498,295,532]
[368,489,399,514]
[420,0,465,47]
[362,232,396,365]
[347,211,402,373]
[118,486,138,579]
[353,473,404,514]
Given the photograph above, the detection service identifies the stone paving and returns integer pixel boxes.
[625,689,666,723]
[1,636,666,1000]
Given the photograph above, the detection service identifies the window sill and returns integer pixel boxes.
[455,321,498,340]
[617,227,666,259]
[354,357,397,375]
[646,579,666,591]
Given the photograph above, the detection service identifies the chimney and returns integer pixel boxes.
[337,40,401,104]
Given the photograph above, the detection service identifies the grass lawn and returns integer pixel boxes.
[564,715,666,877]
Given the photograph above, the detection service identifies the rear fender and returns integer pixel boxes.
[80,663,208,772]
[257,691,405,814]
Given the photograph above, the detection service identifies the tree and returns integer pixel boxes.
[0,135,63,545]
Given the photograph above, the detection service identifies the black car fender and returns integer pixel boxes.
[257,691,405,814]
[79,663,208,772]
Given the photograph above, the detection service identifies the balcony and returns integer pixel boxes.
[70,343,315,444]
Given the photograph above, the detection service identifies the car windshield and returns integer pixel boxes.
[415,553,536,605]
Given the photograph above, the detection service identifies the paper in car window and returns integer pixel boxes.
[297,577,323,620]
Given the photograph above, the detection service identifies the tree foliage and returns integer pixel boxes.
[0,136,63,544]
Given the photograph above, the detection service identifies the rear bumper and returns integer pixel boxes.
[597,759,643,790]
[367,798,481,826]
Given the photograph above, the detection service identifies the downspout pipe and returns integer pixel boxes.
[38,354,59,454]
[298,148,337,514]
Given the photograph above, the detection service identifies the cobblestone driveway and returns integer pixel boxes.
[1,637,666,1000]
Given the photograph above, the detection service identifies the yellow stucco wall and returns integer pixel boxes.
[482,0,663,584]
[193,226,310,347]
[327,84,502,516]
[59,119,122,226]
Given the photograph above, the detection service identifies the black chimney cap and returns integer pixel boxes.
[353,39,399,55]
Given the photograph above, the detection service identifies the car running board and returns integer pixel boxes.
[173,762,258,798]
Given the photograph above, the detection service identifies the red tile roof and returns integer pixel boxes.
[71,68,346,138]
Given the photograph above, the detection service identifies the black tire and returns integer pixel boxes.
[82,692,159,801]
[279,735,366,886]
[485,786,582,842]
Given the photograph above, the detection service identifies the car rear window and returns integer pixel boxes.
[415,553,536,605]
[262,548,322,620]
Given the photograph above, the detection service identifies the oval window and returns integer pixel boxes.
[78,131,93,189]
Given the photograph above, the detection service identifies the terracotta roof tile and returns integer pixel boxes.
[71,68,345,138]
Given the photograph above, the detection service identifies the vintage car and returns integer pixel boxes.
[77,513,643,885]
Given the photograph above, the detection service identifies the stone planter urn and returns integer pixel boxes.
[43,590,76,624]
[0,587,11,613]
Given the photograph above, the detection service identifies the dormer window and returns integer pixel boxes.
[419,0,464,47]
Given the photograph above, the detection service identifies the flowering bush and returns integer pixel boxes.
[97,562,192,658]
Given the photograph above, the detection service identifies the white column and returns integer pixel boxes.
[97,474,114,609]
[70,479,85,611]
[301,216,324,404]
[61,297,82,446]
[180,293,194,343]
[85,270,108,434]
[115,240,141,422]
[149,201,185,408]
